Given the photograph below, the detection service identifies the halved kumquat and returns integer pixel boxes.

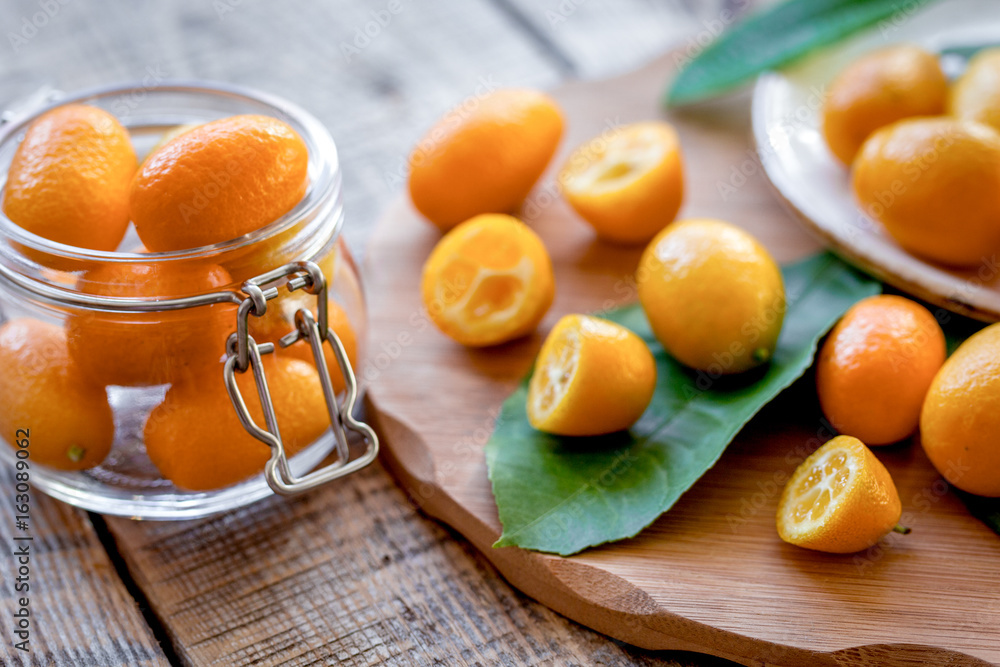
[559,121,684,245]
[527,314,655,437]
[421,214,554,347]
[777,435,906,554]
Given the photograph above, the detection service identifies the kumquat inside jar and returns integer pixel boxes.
[0,82,377,519]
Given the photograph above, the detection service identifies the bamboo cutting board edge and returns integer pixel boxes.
[366,404,830,666]
[365,399,998,667]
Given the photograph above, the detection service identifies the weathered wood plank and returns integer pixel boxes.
[0,0,564,254]
[498,0,746,79]
[0,471,168,666]
[107,460,733,666]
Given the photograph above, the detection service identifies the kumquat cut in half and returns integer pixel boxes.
[776,435,907,554]
[421,213,554,347]
[527,314,656,437]
[559,121,684,245]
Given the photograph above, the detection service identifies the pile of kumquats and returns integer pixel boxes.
[408,46,1000,554]
[0,106,358,491]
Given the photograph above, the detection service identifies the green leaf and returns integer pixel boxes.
[486,253,880,555]
[941,312,987,355]
[940,43,1000,61]
[956,490,1000,535]
[666,0,941,107]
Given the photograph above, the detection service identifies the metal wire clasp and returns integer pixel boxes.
[223,261,378,495]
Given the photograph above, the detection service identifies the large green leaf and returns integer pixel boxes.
[666,0,941,107]
[486,253,880,555]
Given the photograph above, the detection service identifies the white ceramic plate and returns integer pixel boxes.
[752,0,1000,321]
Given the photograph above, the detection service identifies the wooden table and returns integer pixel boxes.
[0,2,751,665]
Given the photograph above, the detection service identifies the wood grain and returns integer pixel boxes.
[0,470,168,667]
[105,460,733,667]
[363,52,1000,666]
[499,0,748,79]
[0,0,564,255]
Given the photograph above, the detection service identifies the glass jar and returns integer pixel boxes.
[0,82,377,519]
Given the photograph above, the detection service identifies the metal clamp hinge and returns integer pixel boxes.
[223,261,378,495]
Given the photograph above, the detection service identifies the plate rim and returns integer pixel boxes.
[750,48,1000,324]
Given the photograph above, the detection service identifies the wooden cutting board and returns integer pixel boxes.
[362,53,1000,667]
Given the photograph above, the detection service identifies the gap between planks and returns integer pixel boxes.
[88,513,186,667]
